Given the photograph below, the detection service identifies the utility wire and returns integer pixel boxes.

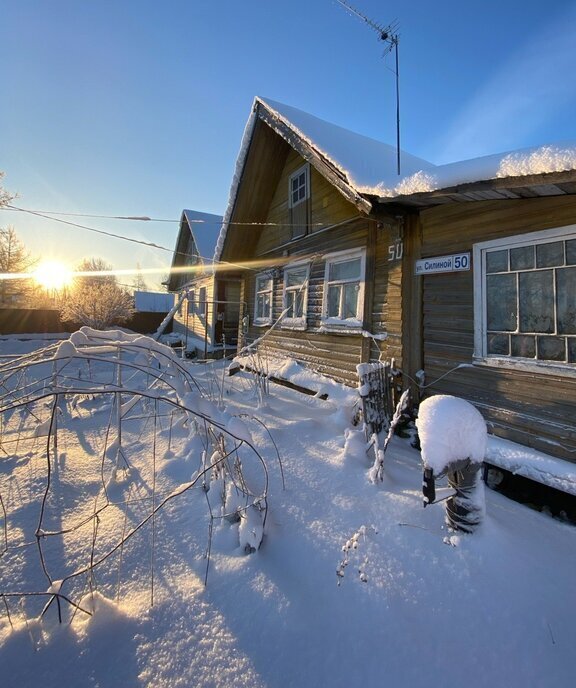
[1,205,326,227]
[5,205,174,254]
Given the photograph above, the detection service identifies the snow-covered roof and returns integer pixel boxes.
[376,144,576,200]
[214,97,434,262]
[258,97,435,194]
[214,96,576,261]
[134,291,174,313]
[169,209,223,291]
[181,209,223,263]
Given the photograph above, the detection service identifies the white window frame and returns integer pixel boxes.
[254,272,273,326]
[288,163,310,209]
[289,163,310,240]
[281,262,310,330]
[321,248,366,329]
[473,224,576,377]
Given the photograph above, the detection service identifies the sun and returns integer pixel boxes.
[33,260,73,291]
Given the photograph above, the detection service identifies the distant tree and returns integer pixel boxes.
[0,171,15,208]
[0,226,37,306]
[74,257,118,288]
[61,258,134,329]
[132,263,147,292]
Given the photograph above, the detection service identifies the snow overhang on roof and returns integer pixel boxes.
[375,144,576,207]
[255,97,434,197]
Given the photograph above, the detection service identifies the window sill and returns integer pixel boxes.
[280,320,307,331]
[473,355,576,379]
[253,320,272,328]
[318,319,363,335]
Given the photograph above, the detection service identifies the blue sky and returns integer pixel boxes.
[2,0,575,288]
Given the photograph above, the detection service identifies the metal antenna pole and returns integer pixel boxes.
[395,38,401,175]
[337,0,402,175]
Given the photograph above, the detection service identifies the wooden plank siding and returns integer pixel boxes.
[238,150,404,386]
[413,195,576,461]
[172,275,215,349]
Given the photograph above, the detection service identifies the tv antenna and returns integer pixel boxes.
[336,0,402,175]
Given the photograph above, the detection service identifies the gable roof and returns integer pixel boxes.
[214,96,434,262]
[258,98,434,195]
[214,97,576,261]
[168,209,223,291]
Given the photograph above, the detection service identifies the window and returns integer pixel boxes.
[289,164,310,240]
[282,264,309,330]
[321,249,366,328]
[254,273,273,325]
[199,287,207,318]
[474,225,576,368]
[187,289,195,311]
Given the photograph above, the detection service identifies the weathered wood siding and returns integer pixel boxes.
[173,275,214,350]
[416,195,576,461]
[370,218,405,369]
[241,151,403,386]
[254,150,360,254]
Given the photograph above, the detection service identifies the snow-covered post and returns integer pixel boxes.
[416,395,487,533]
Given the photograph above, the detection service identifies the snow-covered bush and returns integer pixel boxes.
[0,330,272,626]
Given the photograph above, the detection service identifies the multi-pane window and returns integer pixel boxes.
[187,289,195,311]
[254,273,273,325]
[475,227,576,366]
[322,249,365,327]
[282,264,309,329]
[289,164,310,240]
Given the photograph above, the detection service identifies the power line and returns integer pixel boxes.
[5,205,175,253]
[1,205,327,228]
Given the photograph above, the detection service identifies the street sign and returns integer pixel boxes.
[415,252,471,275]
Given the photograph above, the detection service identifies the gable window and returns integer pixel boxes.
[254,273,273,326]
[282,263,309,330]
[321,248,366,329]
[289,164,310,240]
[474,225,576,369]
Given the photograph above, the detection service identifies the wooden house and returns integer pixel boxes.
[377,156,576,463]
[167,209,241,358]
[216,97,576,467]
[215,97,431,385]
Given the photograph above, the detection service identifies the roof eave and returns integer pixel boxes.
[376,169,576,208]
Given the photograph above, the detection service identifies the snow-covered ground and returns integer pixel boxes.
[1,334,575,688]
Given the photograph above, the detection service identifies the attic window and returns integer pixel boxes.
[289,164,310,240]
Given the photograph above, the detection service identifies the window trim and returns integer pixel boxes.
[187,288,195,311]
[253,272,273,327]
[321,248,366,330]
[288,163,310,209]
[281,261,310,331]
[288,163,310,240]
[473,224,576,375]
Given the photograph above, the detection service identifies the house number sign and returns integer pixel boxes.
[415,252,471,275]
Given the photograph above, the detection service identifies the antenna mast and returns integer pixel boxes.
[337,0,402,175]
